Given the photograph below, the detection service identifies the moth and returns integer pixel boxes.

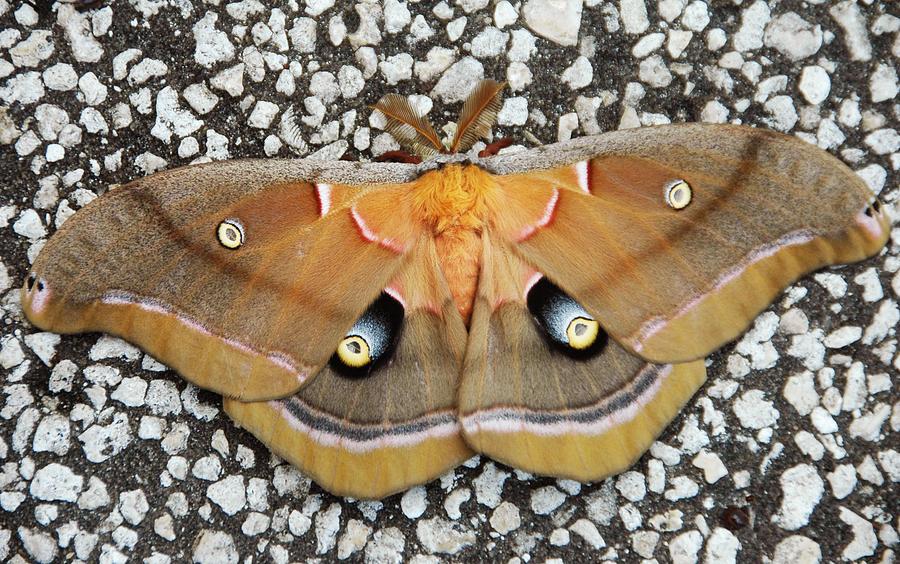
[22,81,890,499]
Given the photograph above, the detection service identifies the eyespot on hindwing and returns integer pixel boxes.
[331,292,405,377]
[526,276,606,357]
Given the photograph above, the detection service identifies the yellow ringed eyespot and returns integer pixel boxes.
[665,180,692,210]
[566,317,600,350]
[217,219,244,249]
[337,335,371,368]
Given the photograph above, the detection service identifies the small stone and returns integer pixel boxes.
[146,380,182,416]
[615,471,646,502]
[77,476,110,510]
[557,112,579,141]
[315,503,341,554]
[569,519,605,549]
[431,57,484,104]
[42,63,78,91]
[127,58,167,85]
[764,12,822,61]
[207,475,246,516]
[110,377,148,407]
[824,326,862,348]
[826,464,857,499]
[416,517,475,555]
[192,530,238,564]
[522,0,582,46]
[248,101,279,129]
[489,501,520,534]
[13,209,47,239]
[798,65,830,105]
[771,464,823,531]
[210,64,245,97]
[857,455,884,485]
[241,512,270,536]
[469,27,508,58]
[561,56,593,89]
[60,4,103,62]
[193,455,223,481]
[530,486,566,515]
[494,1,518,28]
[838,507,877,560]
[794,431,824,461]
[193,12,235,67]
[772,535,821,563]
[0,337,25,369]
[138,416,165,440]
[338,66,364,98]
[865,128,900,155]
[849,403,891,441]
[401,486,428,519]
[78,413,132,463]
[664,476,699,501]
[364,527,405,563]
[870,63,898,103]
[154,513,176,542]
[681,1,709,31]
[764,95,798,131]
[620,0,650,34]
[733,1,770,51]
[498,97,528,126]
[446,17,467,42]
[705,528,741,563]
[783,371,818,416]
[32,414,70,455]
[119,489,149,525]
[692,451,728,483]
[18,527,57,564]
[829,1,872,61]
[379,54,413,85]
[337,519,371,559]
[733,389,779,429]
[30,463,83,502]
[183,83,219,115]
[668,29,693,58]
[638,55,673,87]
[669,530,703,564]
[10,30,54,67]
[632,530,660,559]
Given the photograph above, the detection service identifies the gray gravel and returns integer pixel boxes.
[1,0,898,562]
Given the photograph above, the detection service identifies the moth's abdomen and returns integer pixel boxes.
[412,164,499,325]
[436,229,482,325]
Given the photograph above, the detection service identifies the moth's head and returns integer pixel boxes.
[371,79,507,164]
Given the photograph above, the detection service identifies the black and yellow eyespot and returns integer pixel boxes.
[665,180,692,210]
[331,292,405,377]
[336,335,372,368]
[217,219,244,249]
[566,317,600,350]
[527,276,606,356]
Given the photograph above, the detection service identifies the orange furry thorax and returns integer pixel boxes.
[413,165,497,324]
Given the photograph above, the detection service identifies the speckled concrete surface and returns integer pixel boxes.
[0,1,898,562]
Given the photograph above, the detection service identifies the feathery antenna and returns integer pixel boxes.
[372,94,444,158]
[450,80,505,153]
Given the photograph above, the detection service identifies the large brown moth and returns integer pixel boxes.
[21,80,890,499]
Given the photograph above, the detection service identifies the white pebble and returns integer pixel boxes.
[771,464,823,530]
